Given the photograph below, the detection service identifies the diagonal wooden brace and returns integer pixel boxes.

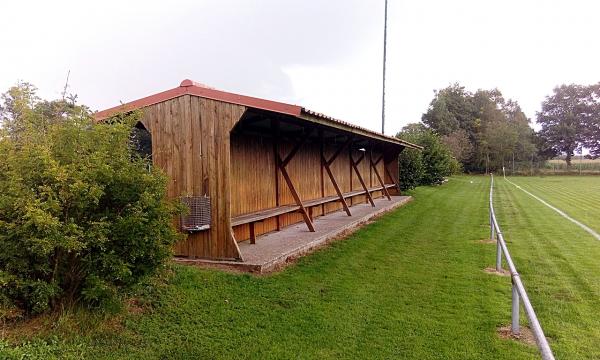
[351,152,375,206]
[371,154,392,200]
[282,130,312,168]
[322,136,353,216]
[276,131,315,232]
[278,158,315,232]
[384,162,401,195]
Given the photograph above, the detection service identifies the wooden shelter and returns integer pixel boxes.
[95,80,421,262]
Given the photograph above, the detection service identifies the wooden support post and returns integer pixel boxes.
[249,222,256,244]
[385,162,401,195]
[351,152,375,206]
[277,160,315,232]
[322,136,353,216]
[369,144,373,188]
[319,129,325,217]
[371,152,392,200]
[349,146,353,206]
[272,119,281,231]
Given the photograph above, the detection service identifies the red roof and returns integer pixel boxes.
[94,79,421,149]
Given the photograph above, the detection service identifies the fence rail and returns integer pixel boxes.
[489,174,555,360]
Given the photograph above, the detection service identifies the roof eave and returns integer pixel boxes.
[298,111,422,150]
[93,79,423,150]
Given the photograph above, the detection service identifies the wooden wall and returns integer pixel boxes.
[230,132,395,242]
[139,94,401,258]
[140,95,246,260]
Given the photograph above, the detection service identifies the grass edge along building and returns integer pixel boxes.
[95,79,421,264]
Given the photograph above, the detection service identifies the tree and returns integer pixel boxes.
[396,123,458,188]
[441,129,472,163]
[0,82,39,138]
[422,83,477,137]
[0,83,181,314]
[422,84,536,173]
[537,84,592,167]
[584,83,600,158]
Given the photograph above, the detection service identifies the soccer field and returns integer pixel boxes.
[502,176,600,234]
[493,175,600,358]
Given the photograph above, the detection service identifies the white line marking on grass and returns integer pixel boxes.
[505,178,600,241]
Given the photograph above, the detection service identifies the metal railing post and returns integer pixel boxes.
[489,174,555,359]
[512,279,520,335]
[490,176,501,271]
[496,238,503,272]
[490,211,496,240]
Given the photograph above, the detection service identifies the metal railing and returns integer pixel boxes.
[489,174,555,360]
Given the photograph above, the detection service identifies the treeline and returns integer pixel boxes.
[396,82,600,187]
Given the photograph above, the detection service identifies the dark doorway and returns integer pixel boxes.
[130,121,152,160]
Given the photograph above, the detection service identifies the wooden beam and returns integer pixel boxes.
[326,136,353,166]
[322,136,352,216]
[322,158,352,216]
[281,130,312,168]
[369,142,373,188]
[373,153,384,166]
[272,123,315,232]
[249,222,256,244]
[277,158,315,232]
[371,154,392,200]
[272,119,281,231]
[351,152,375,206]
[385,161,401,195]
[319,129,325,218]
[349,145,353,206]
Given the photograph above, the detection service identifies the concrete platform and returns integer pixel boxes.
[176,195,412,273]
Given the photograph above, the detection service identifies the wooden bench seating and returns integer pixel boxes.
[231,204,301,227]
[232,184,397,243]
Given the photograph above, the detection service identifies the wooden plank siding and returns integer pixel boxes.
[229,133,392,242]
[137,94,402,257]
[140,96,246,260]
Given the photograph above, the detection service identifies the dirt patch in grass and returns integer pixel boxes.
[477,238,497,244]
[1,309,128,343]
[497,325,536,346]
[0,296,157,343]
[484,267,510,276]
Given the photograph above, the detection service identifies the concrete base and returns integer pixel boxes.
[175,195,412,273]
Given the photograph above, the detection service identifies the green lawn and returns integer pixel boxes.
[3,175,600,359]
[503,176,600,234]
[494,176,600,358]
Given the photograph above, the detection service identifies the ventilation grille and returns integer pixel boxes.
[180,196,211,232]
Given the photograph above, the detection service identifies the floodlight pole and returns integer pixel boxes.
[381,0,388,134]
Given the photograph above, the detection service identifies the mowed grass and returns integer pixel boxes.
[504,176,600,233]
[2,176,540,359]
[494,176,600,358]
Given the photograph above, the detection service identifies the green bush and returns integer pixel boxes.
[398,148,424,191]
[396,124,458,189]
[0,84,180,314]
[418,130,456,185]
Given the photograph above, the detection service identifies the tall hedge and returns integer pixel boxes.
[0,85,180,314]
[397,124,460,190]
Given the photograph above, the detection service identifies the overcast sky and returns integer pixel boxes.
[1,0,599,135]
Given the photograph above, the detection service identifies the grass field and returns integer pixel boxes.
[503,176,600,234]
[493,176,600,358]
[2,175,600,359]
